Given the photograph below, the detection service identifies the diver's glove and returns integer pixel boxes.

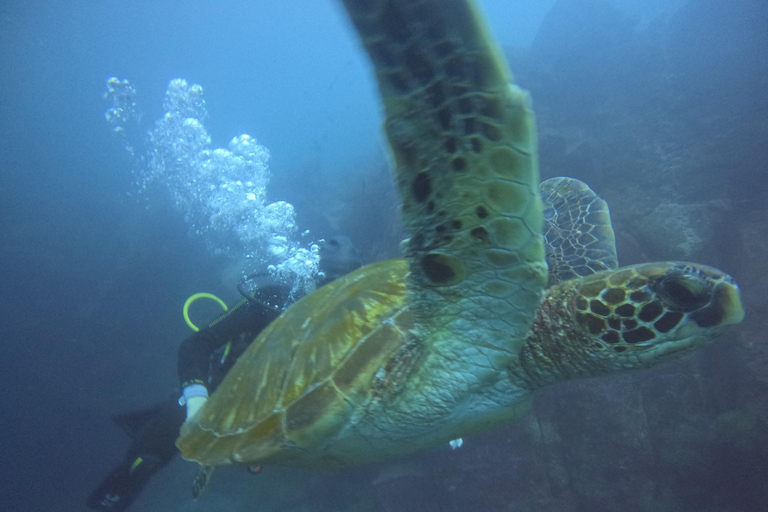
[179,384,209,420]
[185,396,208,420]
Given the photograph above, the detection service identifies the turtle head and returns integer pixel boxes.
[569,261,744,368]
[518,261,744,387]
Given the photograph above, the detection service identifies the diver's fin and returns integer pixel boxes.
[111,402,166,440]
[87,454,162,512]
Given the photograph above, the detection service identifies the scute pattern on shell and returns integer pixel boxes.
[178,259,411,466]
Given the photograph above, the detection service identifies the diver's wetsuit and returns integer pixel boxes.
[178,280,291,393]
[87,236,363,512]
[87,282,292,512]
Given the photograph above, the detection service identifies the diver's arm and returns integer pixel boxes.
[177,330,219,392]
[177,328,219,419]
[177,299,251,419]
[183,395,208,419]
[177,284,290,419]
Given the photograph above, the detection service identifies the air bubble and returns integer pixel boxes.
[103,77,320,290]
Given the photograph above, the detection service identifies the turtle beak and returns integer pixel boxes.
[689,280,744,330]
[716,281,744,326]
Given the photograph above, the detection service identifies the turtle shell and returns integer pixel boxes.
[177,259,412,466]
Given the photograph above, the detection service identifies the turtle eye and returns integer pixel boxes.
[654,273,710,312]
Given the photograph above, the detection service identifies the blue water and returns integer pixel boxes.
[1,1,766,511]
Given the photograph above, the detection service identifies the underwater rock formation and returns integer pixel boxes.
[637,200,729,261]
[487,0,768,510]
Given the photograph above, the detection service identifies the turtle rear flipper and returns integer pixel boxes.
[191,465,214,499]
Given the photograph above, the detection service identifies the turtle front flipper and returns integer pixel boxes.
[343,0,546,362]
[540,177,618,285]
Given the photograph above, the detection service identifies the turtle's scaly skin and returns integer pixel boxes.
[176,0,744,470]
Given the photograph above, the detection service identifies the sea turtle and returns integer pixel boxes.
[176,0,744,476]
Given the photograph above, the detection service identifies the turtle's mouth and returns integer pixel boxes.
[635,281,743,361]
[670,281,744,338]
[691,281,744,328]
[646,334,709,358]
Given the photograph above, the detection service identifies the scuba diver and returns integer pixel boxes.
[87,236,363,512]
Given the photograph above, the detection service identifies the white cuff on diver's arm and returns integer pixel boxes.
[178,384,209,406]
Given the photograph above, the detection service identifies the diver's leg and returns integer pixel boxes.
[87,397,185,511]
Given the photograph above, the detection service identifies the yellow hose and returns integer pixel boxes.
[183,293,228,332]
